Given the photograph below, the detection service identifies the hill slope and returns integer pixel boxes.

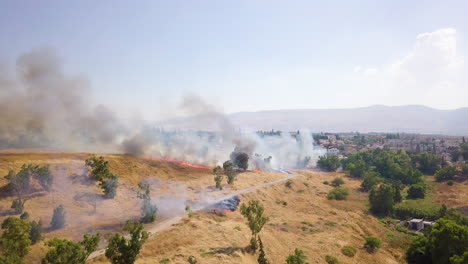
[229,105,468,135]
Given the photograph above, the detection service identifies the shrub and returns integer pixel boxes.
[435,166,456,182]
[285,180,293,188]
[137,181,157,223]
[317,156,341,172]
[325,255,339,264]
[11,199,25,214]
[331,177,345,187]
[50,205,66,229]
[447,180,454,186]
[187,256,198,264]
[20,212,29,220]
[323,181,329,185]
[285,248,308,264]
[327,187,349,200]
[407,183,426,199]
[341,245,357,257]
[364,236,382,253]
[101,174,119,198]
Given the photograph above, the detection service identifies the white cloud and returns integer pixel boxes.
[355,28,466,109]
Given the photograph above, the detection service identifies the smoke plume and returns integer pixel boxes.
[1,49,325,169]
[0,48,124,151]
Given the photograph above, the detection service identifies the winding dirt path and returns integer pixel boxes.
[87,172,298,261]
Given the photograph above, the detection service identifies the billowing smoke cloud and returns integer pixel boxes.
[0,48,125,151]
[1,49,325,169]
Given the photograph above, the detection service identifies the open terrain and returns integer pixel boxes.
[2,151,467,263]
[0,152,420,264]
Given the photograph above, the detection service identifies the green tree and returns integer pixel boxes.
[429,218,468,264]
[285,248,309,264]
[364,236,381,253]
[257,236,269,264]
[392,182,403,203]
[85,156,110,181]
[41,233,100,264]
[29,220,43,244]
[223,161,237,185]
[317,156,341,172]
[105,221,149,264]
[50,205,66,230]
[240,200,269,252]
[406,235,432,264]
[406,218,468,264]
[360,170,382,191]
[407,183,426,199]
[213,166,224,190]
[369,184,394,216]
[345,159,369,178]
[1,217,31,263]
[137,181,157,223]
[86,156,119,198]
[435,166,456,182]
[450,252,468,264]
[411,152,445,175]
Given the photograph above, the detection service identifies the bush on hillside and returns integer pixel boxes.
[327,187,349,200]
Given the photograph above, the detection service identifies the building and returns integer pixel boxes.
[408,219,434,232]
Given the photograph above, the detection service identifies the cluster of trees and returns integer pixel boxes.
[85,156,119,198]
[450,141,468,162]
[406,216,468,264]
[0,216,149,264]
[343,149,422,184]
[256,130,282,137]
[410,152,445,175]
[212,151,250,189]
[4,164,53,214]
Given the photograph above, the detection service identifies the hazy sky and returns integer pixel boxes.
[1,0,467,119]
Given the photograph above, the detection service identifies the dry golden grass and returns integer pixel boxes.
[0,152,288,263]
[431,177,468,214]
[91,170,405,264]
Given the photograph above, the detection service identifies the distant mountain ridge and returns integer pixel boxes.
[228,105,468,135]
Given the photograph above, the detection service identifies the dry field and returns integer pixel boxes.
[91,171,407,264]
[0,152,289,263]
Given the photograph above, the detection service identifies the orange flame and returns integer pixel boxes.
[161,157,211,170]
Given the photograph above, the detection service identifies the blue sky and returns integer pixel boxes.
[1,0,467,119]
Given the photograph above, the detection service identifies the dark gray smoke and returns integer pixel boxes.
[0,48,124,150]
